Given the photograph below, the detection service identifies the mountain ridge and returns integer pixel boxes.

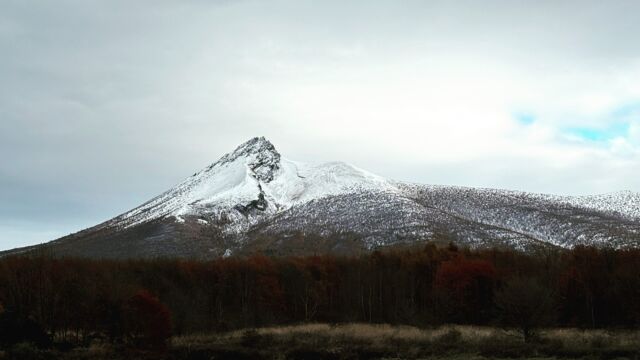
[3,137,640,259]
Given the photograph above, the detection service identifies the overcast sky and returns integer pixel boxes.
[2,0,640,250]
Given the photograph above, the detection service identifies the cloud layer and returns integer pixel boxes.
[1,0,640,249]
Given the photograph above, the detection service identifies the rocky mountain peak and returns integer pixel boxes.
[218,136,281,182]
[228,136,278,158]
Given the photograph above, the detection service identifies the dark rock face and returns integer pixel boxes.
[219,136,281,182]
[234,193,268,216]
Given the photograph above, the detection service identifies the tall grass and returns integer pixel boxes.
[173,323,640,359]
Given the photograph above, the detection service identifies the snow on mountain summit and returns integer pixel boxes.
[110,137,396,229]
[216,136,281,182]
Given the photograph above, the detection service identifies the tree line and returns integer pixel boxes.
[0,243,639,349]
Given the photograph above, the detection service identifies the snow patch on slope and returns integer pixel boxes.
[264,159,395,207]
[564,191,640,220]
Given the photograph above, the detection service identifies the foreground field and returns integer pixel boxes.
[2,323,639,359]
[171,323,640,360]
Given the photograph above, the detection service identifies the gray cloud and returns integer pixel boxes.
[1,0,640,249]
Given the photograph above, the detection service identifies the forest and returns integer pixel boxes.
[0,243,639,357]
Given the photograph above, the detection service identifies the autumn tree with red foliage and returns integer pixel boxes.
[434,257,496,323]
[123,290,172,351]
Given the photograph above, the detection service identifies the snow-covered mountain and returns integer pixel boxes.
[111,137,395,231]
[7,137,640,259]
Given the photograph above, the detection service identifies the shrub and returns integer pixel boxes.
[0,311,50,349]
[589,335,611,349]
[437,328,462,344]
[431,328,462,352]
[495,276,556,343]
[123,290,172,352]
[240,329,261,348]
[6,342,49,360]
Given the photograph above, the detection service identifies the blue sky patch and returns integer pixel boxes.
[566,121,630,142]
[611,101,640,118]
[513,112,536,125]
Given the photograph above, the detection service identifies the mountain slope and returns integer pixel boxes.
[5,137,640,259]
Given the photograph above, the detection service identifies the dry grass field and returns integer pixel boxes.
[2,323,638,359]
[172,323,640,359]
